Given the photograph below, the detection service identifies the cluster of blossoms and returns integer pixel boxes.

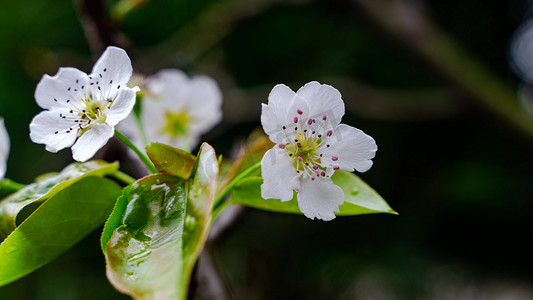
[26,46,377,221]
[0,118,9,179]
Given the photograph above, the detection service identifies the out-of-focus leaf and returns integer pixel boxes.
[111,0,149,20]
[0,176,122,287]
[0,179,25,199]
[182,143,218,288]
[0,160,119,239]
[217,133,272,195]
[231,170,396,216]
[104,143,218,300]
[146,142,195,179]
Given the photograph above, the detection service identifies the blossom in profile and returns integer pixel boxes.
[0,118,9,179]
[260,81,377,221]
[139,69,223,151]
[30,46,139,162]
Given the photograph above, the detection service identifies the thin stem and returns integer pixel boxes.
[109,170,136,185]
[213,162,261,210]
[114,129,158,174]
[212,200,233,221]
[134,113,149,148]
[133,97,149,147]
[75,0,123,56]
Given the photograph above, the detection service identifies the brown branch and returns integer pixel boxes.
[75,0,127,56]
[351,0,533,137]
[136,0,307,71]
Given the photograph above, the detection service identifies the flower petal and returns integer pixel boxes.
[34,67,89,110]
[321,124,377,173]
[89,46,133,95]
[261,147,300,202]
[106,88,136,126]
[0,118,9,179]
[296,81,345,129]
[71,123,114,162]
[261,84,309,144]
[261,84,297,139]
[146,69,189,103]
[141,99,166,143]
[29,109,79,153]
[186,75,223,133]
[143,70,223,150]
[297,177,344,221]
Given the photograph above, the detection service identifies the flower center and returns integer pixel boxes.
[285,133,321,169]
[80,95,107,122]
[53,81,118,137]
[277,109,340,181]
[163,111,189,137]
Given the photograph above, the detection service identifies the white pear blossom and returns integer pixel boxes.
[260,81,377,221]
[131,69,222,151]
[0,118,9,179]
[30,46,139,162]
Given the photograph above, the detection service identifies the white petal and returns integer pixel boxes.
[29,110,79,153]
[116,114,140,143]
[296,81,345,129]
[510,20,533,82]
[143,70,223,150]
[260,104,283,144]
[106,88,136,126]
[71,123,115,162]
[261,84,310,144]
[34,67,89,110]
[261,147,300,202]
[297,177,344,221]
[261,84,296,138]
[186,75,223,132]
[89,46,133,94]
[321,124,377,173]
[141,98,166,141]
[146,69,189,101]
[0,118,9,179]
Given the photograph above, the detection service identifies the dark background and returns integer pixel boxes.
[1,0,533,299]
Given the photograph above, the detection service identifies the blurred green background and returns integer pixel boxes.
[1,0,533,299]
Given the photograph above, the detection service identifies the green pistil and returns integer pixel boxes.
[163,111,189,137]
[81,95,107,121]
[286,133,322,170]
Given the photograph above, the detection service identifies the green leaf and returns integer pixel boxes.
[0,160,119,239]
[182,143,219,289]
[146,142,196,179]
[104,174,188,300]
[0,176,122,287]
[334,170,396,215]
[231,170,396,216]
[101,184,132,253]
[0,179,25,199]
[218,134,272,191]
[103,143,219,300]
